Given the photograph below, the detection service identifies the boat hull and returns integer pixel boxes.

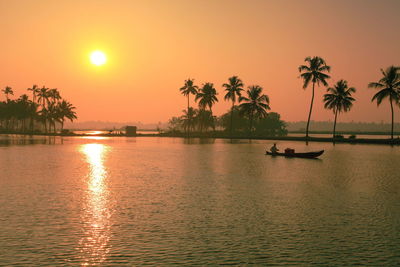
[266,150,324,159]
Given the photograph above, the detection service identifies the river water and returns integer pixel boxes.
[0,135,399,265]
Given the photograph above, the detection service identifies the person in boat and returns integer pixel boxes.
[270,143,279,154]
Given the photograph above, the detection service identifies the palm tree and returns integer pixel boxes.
[2,86,14,102]
[369,66,400,140]
[181,107,198,133]
[196,109,214,133]
[15,94,31,132]
[299,56,331,138]
[195,82,218,113]
[239,85,271,135]
[180,79,198,136]
[37,86,49,109]
[37,86,50,132]
[48,88,61,104]
[323,80,356,139]
[27,84,39,104]
[57,100,77,132]
[38,107,49,133]
[223,76,244,136]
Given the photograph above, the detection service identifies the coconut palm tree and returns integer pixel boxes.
[2,86,14,102]
[223,76,244,136]
[196,109,215,133]
[37,86,49,109]
[48,88,61,104]
[37,86,50,132]
[180,79,198,135]
[38,107,49,133]
[323,80,356,139]
[239,85,271,135]
[57,100,77,132]
[369,66,400,140]
[195,82,218,113]
[299,56,331,138]
[27,84,39,104]
[181,107,198,133]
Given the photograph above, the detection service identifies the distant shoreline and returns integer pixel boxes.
[1,132,399,145]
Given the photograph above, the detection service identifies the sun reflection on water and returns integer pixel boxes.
[78,143,111,265]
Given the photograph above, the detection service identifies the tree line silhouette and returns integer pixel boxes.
[169,76,286,137]
[299,57,399,140]
[172,57,399,140]
[0,85,77,133]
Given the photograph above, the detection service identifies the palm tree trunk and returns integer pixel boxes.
[210,107,215,131]
[333,108,338,140]
[390,96,394,140]
[29,117,34,132]
[230,101,234,138]
[306,82,315,138]
[249,111,254,138]
[187,94,190,137]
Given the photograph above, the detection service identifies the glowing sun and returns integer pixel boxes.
[90,51,107,66]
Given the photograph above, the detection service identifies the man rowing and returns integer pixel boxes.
[270,143,279,155]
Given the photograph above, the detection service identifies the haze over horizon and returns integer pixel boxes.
[1,0,399,124]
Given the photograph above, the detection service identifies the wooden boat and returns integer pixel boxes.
[265,150,324,159]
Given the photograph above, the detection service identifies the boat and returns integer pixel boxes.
[265,150,324,159]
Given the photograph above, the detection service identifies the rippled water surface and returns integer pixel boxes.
[1,135,399,265]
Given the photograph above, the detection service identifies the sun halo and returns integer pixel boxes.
[90,51,107,66]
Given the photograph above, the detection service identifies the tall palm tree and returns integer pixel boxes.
[323,80,356,139]
[48,88,61,104]
[57,100,77,132]
[27,84,39,104]
[37,86,49,109]
[196,83,218,112]
[37,86,50,132]
[299,56,331,138]
[369,66,400,140]
[180,79,198,135]
[2,86,14,102]
[239,85,271,135]
[223,76,244,136]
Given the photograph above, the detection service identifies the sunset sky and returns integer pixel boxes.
[1,0,399,123]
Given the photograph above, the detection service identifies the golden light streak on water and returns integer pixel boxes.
[81,136,109,141]
[78,143,111,265]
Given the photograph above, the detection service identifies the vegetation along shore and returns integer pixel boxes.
[1,57,399,144]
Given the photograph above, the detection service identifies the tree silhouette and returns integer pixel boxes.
[2,86,14,102]
[323,80,356,139]
[195,82,218,112]
[180,79,198,136]
[369,66,400,140]
[223,76,244,137]
[299,56,331,138]
[37,86,49,109]
[57,100,77,132]
[239,85,270,136]
[27,84,40,104]
[181,107,198,133]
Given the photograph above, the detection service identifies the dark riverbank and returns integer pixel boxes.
[1,131,399,145]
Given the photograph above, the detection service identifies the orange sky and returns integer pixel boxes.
[1,0,399,123]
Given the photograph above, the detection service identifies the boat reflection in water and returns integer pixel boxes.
[78,144,111,265]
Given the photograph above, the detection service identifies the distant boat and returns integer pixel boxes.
[265,150,324,159]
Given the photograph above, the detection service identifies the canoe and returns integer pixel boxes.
[265,150,324,159]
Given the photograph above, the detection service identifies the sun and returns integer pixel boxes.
[90,51,107,66]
